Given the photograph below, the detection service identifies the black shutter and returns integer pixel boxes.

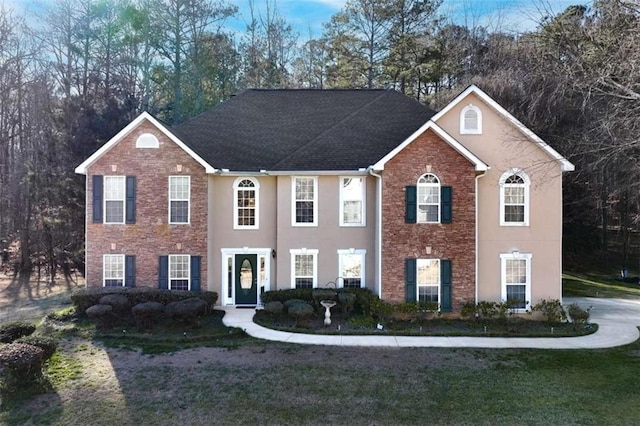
[125,255,136,288]
[190,256,201,292]
[125,176,136,224]
[405,258,417,302]
[441,186,452,224]
[159,256,168,289]
[92,175,103,223]
[441,259,452,312]
[405,186,417,223]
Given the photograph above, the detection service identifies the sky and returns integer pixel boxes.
[14,0,592,38]
[227,0,592,37]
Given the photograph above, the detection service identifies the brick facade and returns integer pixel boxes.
[381,128,477,309]
[85,119,207,288]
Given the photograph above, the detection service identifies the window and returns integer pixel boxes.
[500,253,532,311]
[460,104,482,134]
[338,249,366,288]
[234,178,259,229]
[417,174,440,223]
[104,176,125,223]
[292,177,317,226]
[340,177,365,226]
[500,169,530,226]
[169,176,190,224]
[169,254,190,290]
[103,254,124,287]
[136,133,159,148]
[417,259,440,303]
[290,249,318,289]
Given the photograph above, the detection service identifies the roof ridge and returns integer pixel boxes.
[269,90,392,169]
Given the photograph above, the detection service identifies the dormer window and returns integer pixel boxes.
[136,133,159,148]
[460,104,482,134]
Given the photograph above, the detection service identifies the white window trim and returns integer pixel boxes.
[233,177,260,230]
[168,175,190,224]
[289,248,318,289]
[339,176,366,227]
[103,254,125,287]
[291,176,318,227]
[169,254,191,291]
[417,173,440,224]
[136,133,159,148]
[460,104,482,134]
[416,258,441,305]
[499,169,530,227]
[500,252,532,312]
[337,249,366,288]
[104,176,125,224]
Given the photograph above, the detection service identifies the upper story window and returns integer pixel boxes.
[460,104,482,134]
[417,173,440,223]
[234,177,259,229]
[169,176,190,224]
[292,176,317,226]
[290,249,318,289]
[500,169,530,226]
[104,176,125,223]
[340,177,365,226]
[136,133,159,148]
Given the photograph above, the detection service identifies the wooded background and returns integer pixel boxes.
[0,0,638,282]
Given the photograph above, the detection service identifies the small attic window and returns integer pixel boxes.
[460,104,482,135]
[136,133,159,148]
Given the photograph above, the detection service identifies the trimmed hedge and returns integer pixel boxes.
[0,321,36,343]
[15,335,57,361]
[71,287,218,316]
[262,287,378,315]
[0,343,45,384]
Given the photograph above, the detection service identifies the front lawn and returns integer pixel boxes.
[563,272,640,298]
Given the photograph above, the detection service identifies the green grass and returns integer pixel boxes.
[563,272,640,298]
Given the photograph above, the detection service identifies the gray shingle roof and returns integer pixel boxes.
[174,89,435,171]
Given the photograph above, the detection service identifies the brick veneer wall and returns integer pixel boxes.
[381,128,477,310]
[85,119,208,288]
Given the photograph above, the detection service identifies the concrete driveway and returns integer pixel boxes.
[221,297,640,349]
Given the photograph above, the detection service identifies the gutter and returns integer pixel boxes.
[368,167,383,298]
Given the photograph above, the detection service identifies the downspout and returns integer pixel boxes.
[475,171,487,304]
[368,167,383,298]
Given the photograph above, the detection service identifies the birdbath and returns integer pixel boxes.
[320,300,337,326]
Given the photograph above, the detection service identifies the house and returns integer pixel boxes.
[75,85,574,312]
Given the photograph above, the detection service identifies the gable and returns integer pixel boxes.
[431,85,574,172]
[75,112,216,175]
[372,121,489,172]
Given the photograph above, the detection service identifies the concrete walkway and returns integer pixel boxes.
[220,297,640,349]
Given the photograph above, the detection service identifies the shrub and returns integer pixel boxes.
[86,304,114,329]
[0,321,36,343]
[131,302,164,331]
[287,302,314,326]
[262,289,314,305]
[460,301,478,319]
[340,288,378,315]
[337,292,356,314]
[71,287,218,316]
[99,294,131,314]
[0,343,45,384]
[370,299,394,324]
[283,299,308,313]
[263,301,284,315]
[312,289,337,307]
[15,335,58,361]
[568,304,590,325]
[532,299,566,323]
[165,298,207,327]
